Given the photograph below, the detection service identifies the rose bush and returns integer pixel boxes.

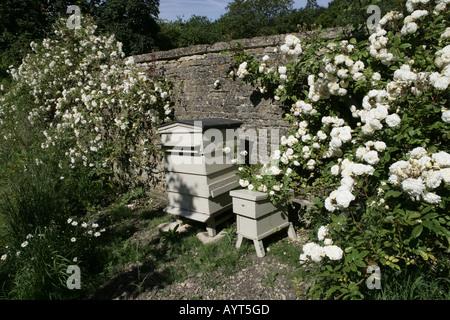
[0,16,173,299]
[0,16,173,187]
[230,0,449,299]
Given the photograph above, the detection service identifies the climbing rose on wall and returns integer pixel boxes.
[1,16,173,184]
[230,0,449,300]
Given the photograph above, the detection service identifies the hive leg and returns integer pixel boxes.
[253,240,266,258]
[287,223,297,240]
[236,234,243,249]
[206,224,217,237]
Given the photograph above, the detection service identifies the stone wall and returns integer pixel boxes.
[133,28,344,136]
[131,28,344,191]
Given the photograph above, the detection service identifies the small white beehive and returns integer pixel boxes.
[230,189,297,257]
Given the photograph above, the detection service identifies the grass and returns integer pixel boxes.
[364,268,450,300]
[1,176,448,300]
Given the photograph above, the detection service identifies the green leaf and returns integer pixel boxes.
[424,212,439,220]
[355,259,366,268]
[385,190,402,198]
[412,225,423,238]
[312,198,323,208]
[398,43,412,49]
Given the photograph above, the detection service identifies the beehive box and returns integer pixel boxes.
[158,119,243,236]
[230,189,296,257]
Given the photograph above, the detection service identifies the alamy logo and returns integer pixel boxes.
[66,265,81,289]
[366,265,381,290]
[366,5,381,31]
[66,5,81,30]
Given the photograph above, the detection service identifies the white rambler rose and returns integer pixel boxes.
[389,173,400,185]
[441,27,450,39]
[353,60,365,72]
[317,130,327,140]
[374,104,389,120]
[270,166,282,175]
[401,178,426,197]
[281,34,302,57]
[411,9,429,20]
[422,192,441,204]
[353,72,366,81]
[330,137,342,149]
[302,242,317,255]
[340,177,355,191]
[356,146,368,159]
[440,168,450,184]
[237,62,249,78]
[386,113,401,127]
[442,110,450,123]
[363,150,380,165]
[372,72,382,81]
[337,69,349,79]
[409,147,428,159]
[423,170,442,189]
[299,253,308,263]
[432,151,450,168]
[351,163,375,176]
[324,196,337,212]
[301,242,325,262]
[331,165,340,176]
[433,76,450,91]
[369,118,383,131]
[417,156,432,170]
[374,141,387,152]
[306,159,316,170]
[389,160,411,177]
[239,179,250,187]
[335,189,356,209]
[394,65,417,84]
[317,225,329,241]
[323,245,344,260]
[401,22,418,34]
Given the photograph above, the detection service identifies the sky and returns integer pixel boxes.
[159,0,334,22]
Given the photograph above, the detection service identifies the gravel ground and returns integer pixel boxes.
[136,253,301,300]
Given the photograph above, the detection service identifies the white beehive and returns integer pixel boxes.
[158,118,243,236]
[230,189,297,257]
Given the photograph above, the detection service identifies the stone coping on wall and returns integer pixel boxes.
[133,27,346,63]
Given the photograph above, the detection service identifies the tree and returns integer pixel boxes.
[275,2,327,34]
[0,0,50,80]
[157,15,224,50]
[305,0,320,11]
[219,0,294,39]
[315,0,407,29]
[95,0,160,56]
[0,0,162,81]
